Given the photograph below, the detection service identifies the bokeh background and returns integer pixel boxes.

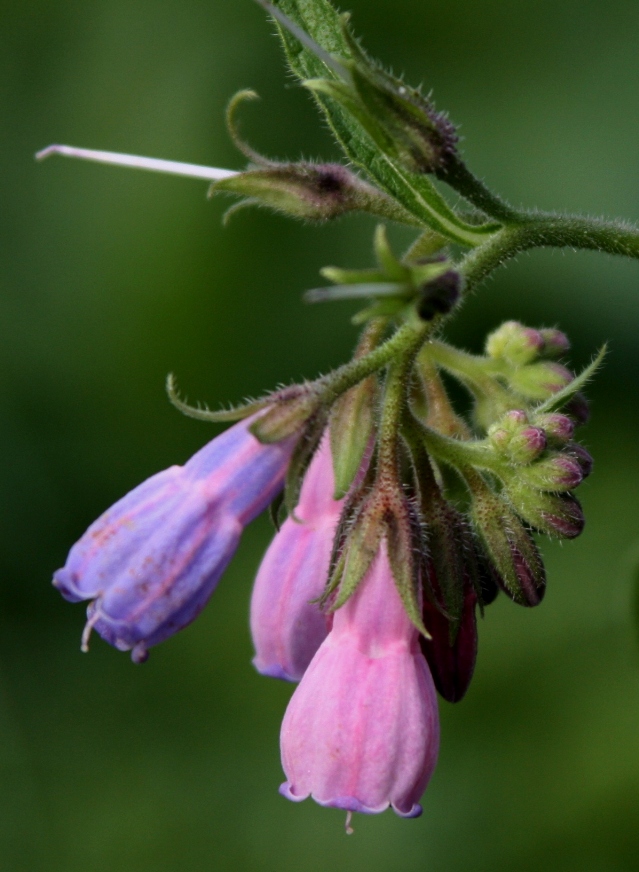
[2,0,639,869]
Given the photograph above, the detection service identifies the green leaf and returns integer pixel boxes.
[536,345,607,415]
[266,1,499,245]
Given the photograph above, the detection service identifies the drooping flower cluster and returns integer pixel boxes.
[43,0,614,830]
[54,300,596,821]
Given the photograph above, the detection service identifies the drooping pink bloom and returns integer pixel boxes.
[279,540,440,818]
[251,436,342,681]
[53,416,294,662]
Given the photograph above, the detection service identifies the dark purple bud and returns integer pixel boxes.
[507,486,585,539]
[474,546,500,606]
[539,328,571,357]
[417,270,461,321]
[565,392,591,426]
[421,580,477,703]
[566,443,593,478]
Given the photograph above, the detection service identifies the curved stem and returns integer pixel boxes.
[460,212,639,294]
[321,318,429,401]
[437,156,520,225]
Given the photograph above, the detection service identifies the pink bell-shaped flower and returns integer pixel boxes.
[279,540,440,818]
[250,436,342,681]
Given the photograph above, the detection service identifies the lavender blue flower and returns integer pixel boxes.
[53,417,294,662]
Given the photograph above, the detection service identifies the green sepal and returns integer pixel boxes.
[225,89,274,166]
[351,298,412,325]
[250,389,320,443]
[505,484,585,540]
[374,224,406,280]
[328,505,384,610]
[329,376,377,499]
[470,482,546,607]
[386,513,431,639]
[320,266,389,285]
[304,78,499,246]
[304,282,409,304]
[268,491,286,532]
[404,229,449,261]
[535,346,606,415]
[282,412,327,514]
[166,374,269,422]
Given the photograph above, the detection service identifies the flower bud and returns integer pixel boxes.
[565,392,591,425]
[421,579,477,703]
[251,437,340,682]
[485,321,544,366]
[533,413,575,445]
[474,545,500,605]
[539,328,570,358]
[506,486,585,539]
[471,488,546,607]
[416,270,461,321]
[565,443,593,478]
[212,162,398,223]
[519,452,583,492]
[280,541,439,817]
[488,411,547,464]
[53,416,295,661]
[509,362,573,401]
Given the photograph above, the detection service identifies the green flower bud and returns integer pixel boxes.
[539,328,570,358]
[488,411,546,464]
[506,485,585,539]
[485,321,544,366]
[212,162,401,223]
[470,488,546,607]
[509,362,573,401]
[518,452,583,492]
[532,413,575,445]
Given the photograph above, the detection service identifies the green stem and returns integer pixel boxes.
[376,327,431,477]
[422,340,513,408]
[460,213,639,293]
[418,423,504,476]
[321,318,429,402]
[437,156,520,225]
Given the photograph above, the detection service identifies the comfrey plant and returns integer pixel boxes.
[39,0,639,828]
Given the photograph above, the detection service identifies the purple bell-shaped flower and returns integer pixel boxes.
[53,417,294,662]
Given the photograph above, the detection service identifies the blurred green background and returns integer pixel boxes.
[2,0,639,869]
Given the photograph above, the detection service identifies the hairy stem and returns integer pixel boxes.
[460,213,639,294]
